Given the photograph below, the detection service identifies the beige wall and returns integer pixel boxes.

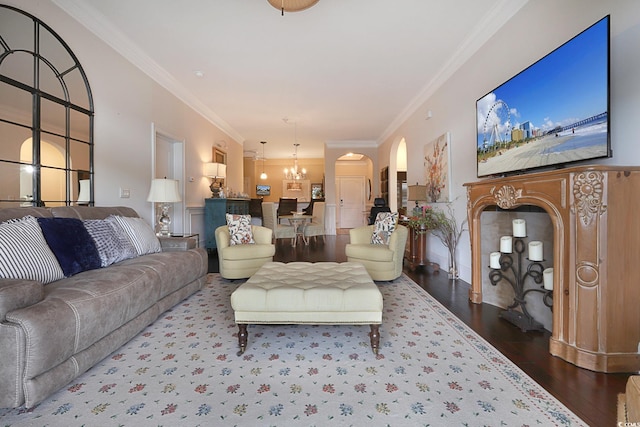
[378,0,640,282]
[3,0,243,226]
[244,158,325,203]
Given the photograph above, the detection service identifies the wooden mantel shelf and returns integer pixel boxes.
[464,165,640,373]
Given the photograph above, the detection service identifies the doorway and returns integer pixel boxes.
[337,176,366,229]
[152,125,185,234]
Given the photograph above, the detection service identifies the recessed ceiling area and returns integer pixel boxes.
[53,0,527,159]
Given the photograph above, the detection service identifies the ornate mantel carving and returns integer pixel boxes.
[572,170,607,226]
[464,165,640,373]
[490,185,523,209]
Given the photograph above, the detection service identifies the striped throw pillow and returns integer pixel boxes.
[84,219,138,267]
[107,215,161,256]
[0,216,64,284]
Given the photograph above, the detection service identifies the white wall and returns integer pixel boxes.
[378,0,640,283]
[4,0,243,227]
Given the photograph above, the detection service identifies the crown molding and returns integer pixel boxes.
[325,140,378,149]
[378,0,529,145]
[52,0,245,144]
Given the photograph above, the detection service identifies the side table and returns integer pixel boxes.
[158,233,199,251]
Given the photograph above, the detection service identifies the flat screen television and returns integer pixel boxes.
[476,15,610,178]
[256,184,271,196]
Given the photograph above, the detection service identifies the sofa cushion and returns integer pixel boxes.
[107,215,161,255]
[84,219,138,267]
[0,216,64,284]
[226,213,255,245]
[371,212,398,245]
[37,217,101,277]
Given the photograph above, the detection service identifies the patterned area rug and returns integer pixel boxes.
[1,274,585,426]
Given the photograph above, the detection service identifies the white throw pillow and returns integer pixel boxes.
[107,215,161,256]
[226,213,255,245]
[0,216,64,284]
[371,212,399,245]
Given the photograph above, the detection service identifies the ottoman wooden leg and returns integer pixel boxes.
[237,324,248,356]
[369,324,380,354]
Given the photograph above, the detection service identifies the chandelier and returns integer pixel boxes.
[284,143,307,180]
[267,0,319,15]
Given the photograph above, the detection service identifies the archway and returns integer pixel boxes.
[388,136,408,213]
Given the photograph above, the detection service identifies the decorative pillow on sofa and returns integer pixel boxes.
[0,216,64,284]
[371,212,399,245]
[106,216,162,256]
[37,217,102,277]
[84,219,138,267]
[226,213,255,245]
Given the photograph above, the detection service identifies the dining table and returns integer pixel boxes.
[278,213,312,247]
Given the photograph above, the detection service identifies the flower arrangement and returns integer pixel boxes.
[406,202,467,280]
[407,205,440,232]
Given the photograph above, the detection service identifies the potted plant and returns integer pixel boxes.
[407,205,439,233]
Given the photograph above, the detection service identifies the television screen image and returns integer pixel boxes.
[256,184,270,196]
[476,16,610,178]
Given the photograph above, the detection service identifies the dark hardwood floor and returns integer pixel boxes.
[209,234,630,426]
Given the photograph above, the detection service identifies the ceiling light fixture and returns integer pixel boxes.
[260,141,268,180]
[267,0,319,16]
[284,142,307,180]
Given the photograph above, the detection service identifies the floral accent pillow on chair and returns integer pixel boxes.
[226,214,255,245]
[371,212,399,245]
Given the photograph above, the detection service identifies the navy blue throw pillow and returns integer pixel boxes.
[37,217,101,277]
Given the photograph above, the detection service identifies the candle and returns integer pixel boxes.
[512,219,526,237]
[500,236,513,253]
[543,268,554,290]
[490,251,501,269]
[529,241,543,261]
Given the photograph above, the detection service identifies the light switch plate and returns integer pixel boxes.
[120,188,130,198]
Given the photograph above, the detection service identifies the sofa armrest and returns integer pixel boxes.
[158,236,197,252]
[349,225,375,244]
[251,225,274,245]
[0,279,43,321]
[215,225,231,251]
[388,225,409,258]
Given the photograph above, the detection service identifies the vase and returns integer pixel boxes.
[447,245,459,280]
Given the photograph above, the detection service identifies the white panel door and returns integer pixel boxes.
[337,176,365,229]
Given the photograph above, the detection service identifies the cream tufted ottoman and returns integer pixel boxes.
[230,262,383,354]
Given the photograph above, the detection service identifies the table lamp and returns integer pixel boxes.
[147,178,181,236]
[407,184,428,216]
[204,162,227,198]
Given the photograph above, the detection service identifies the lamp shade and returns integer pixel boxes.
[408,185,428,202]
[204,162,227,178]
[267,0,319,12]
[77,179,90,203]
[147,178,182,203]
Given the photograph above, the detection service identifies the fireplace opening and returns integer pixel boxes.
[480,206,554,332]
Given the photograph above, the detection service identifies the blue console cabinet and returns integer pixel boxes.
[204,198,249,249]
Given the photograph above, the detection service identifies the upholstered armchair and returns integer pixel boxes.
[261,202,295,243]
[303,201,325,243]
[345,223,408,281]
[214,225,275,279]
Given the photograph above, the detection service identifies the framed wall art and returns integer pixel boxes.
[424,132,451,203]
[213,147,226,164]
[282,179,310,201]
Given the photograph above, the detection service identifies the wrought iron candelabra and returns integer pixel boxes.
[489,237,553,332]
